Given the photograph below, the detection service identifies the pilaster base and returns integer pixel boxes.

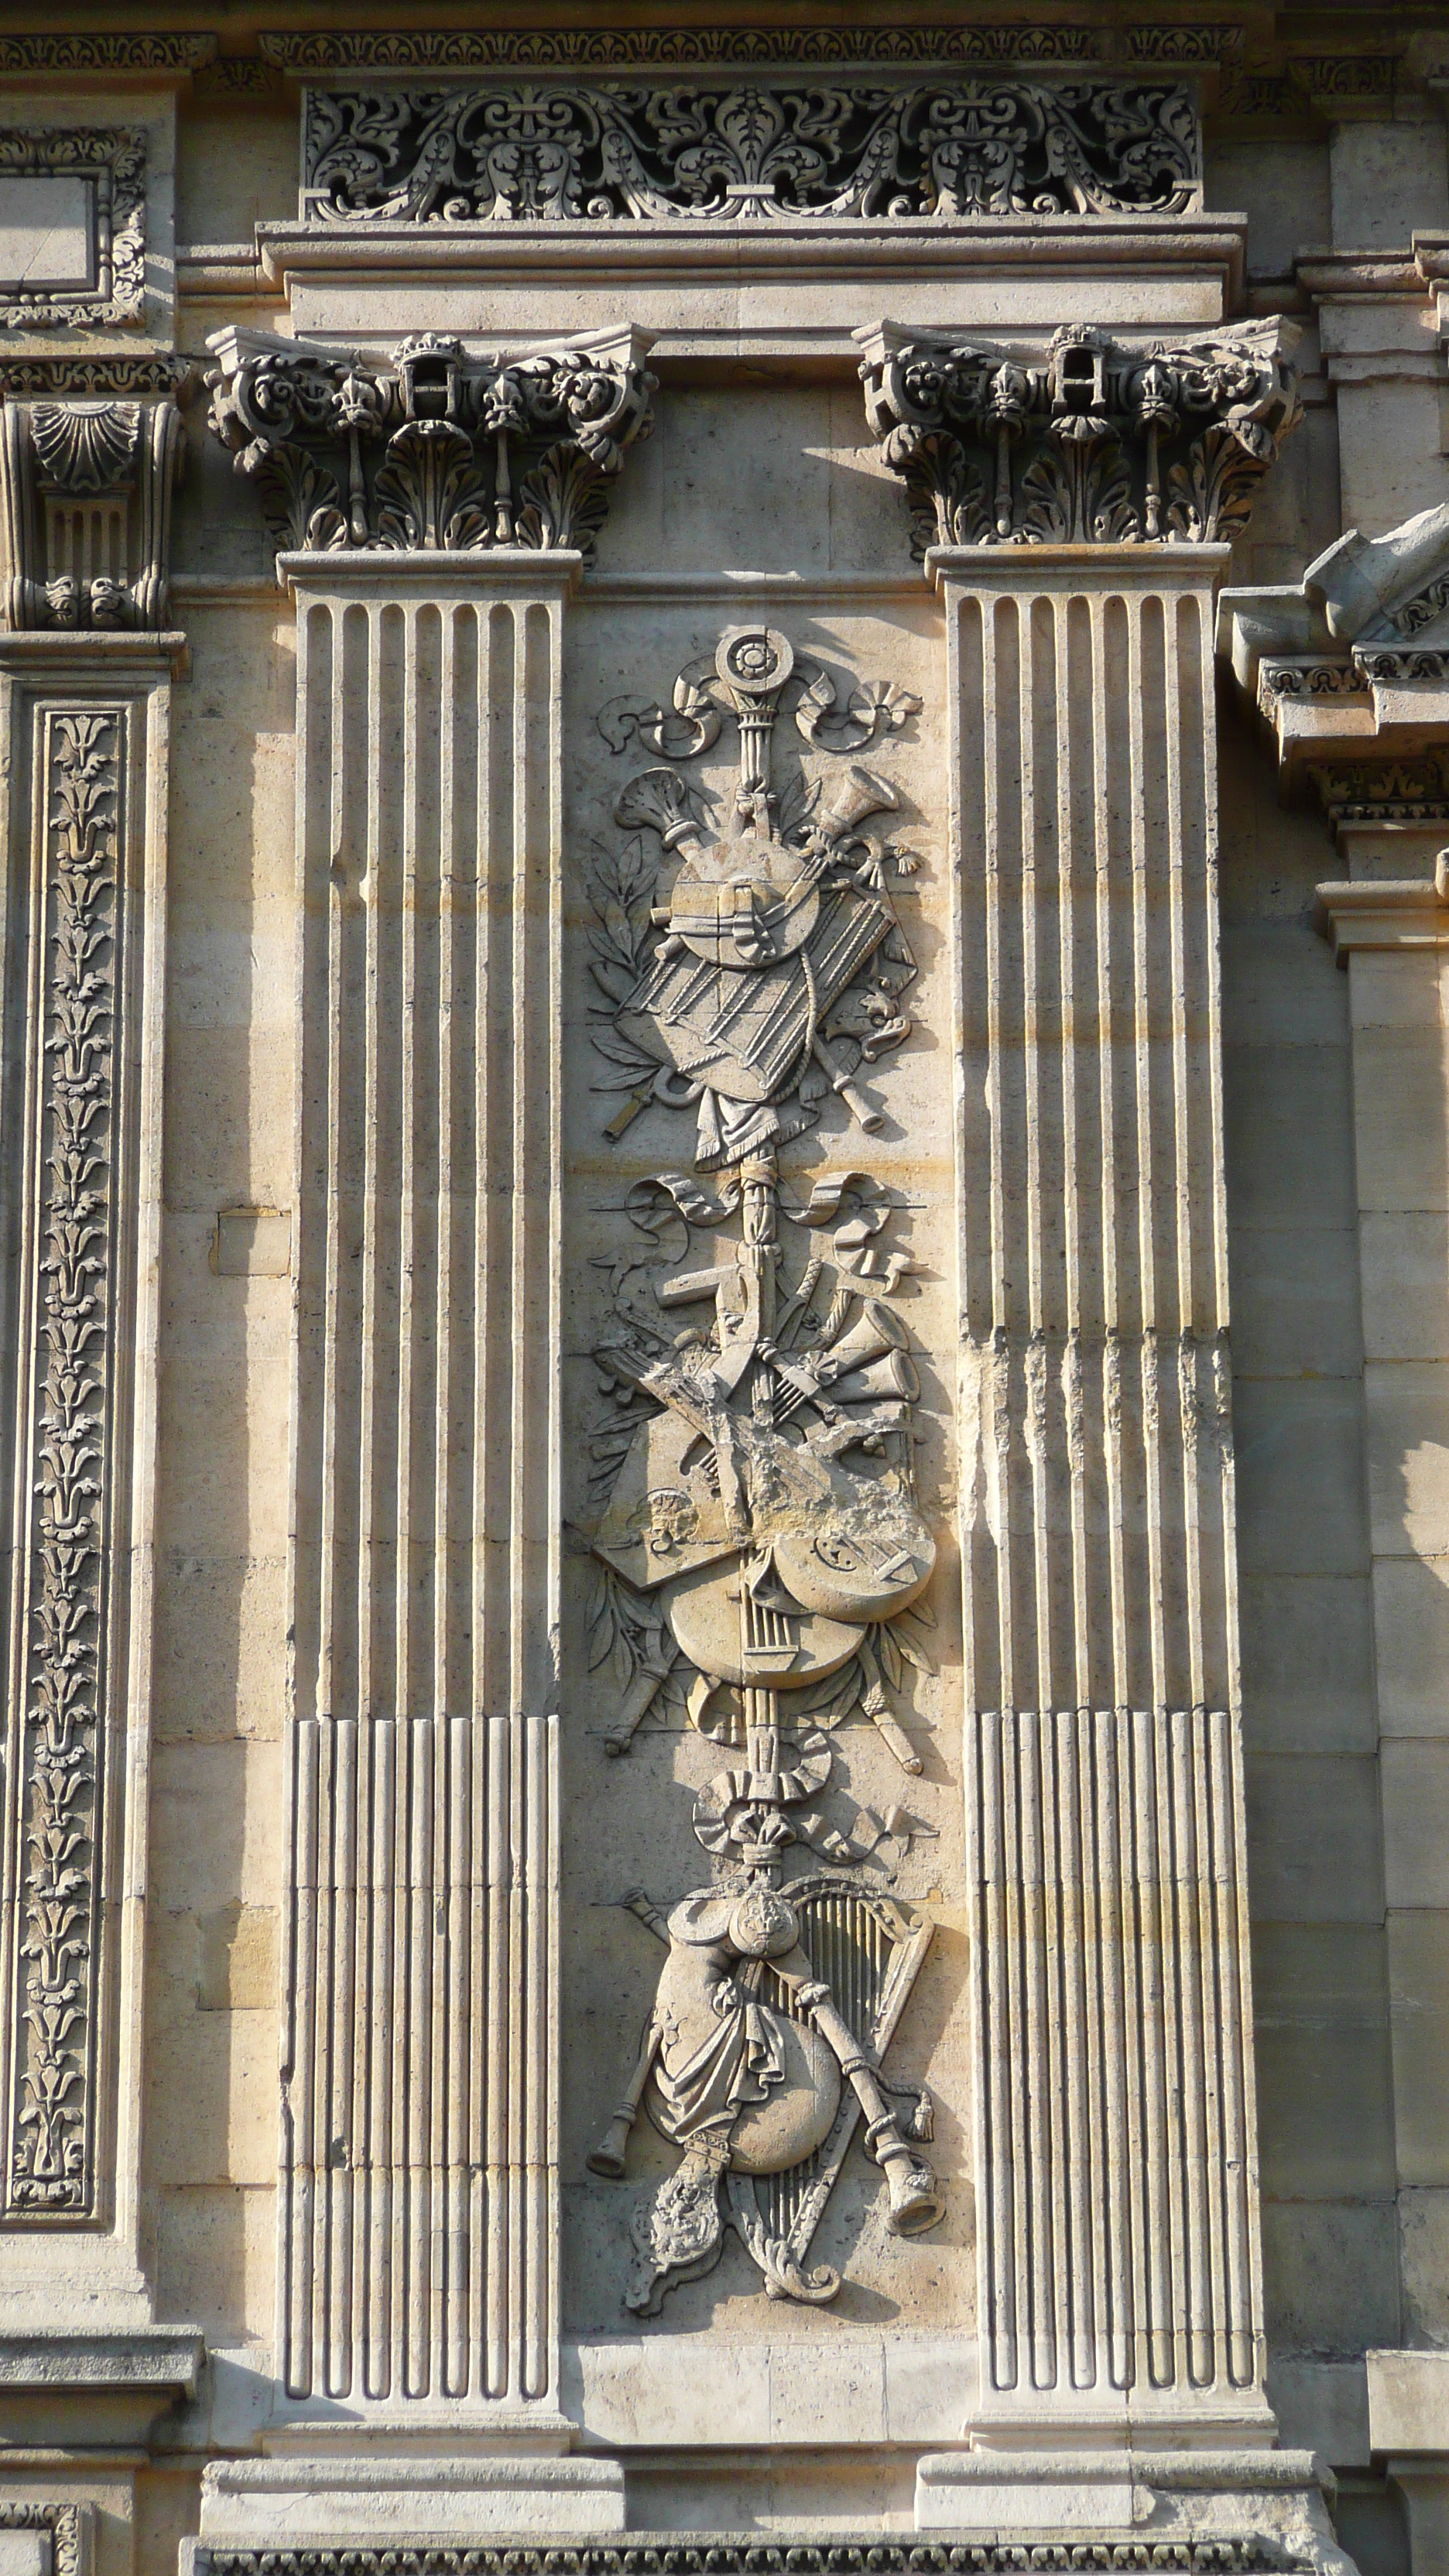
[915,2448,1354,2571]
[189,2447,627,2553]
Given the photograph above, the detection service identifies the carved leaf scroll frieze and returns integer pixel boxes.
[3,709,122,2219]
[301,77,1200,224]
[206,327,655,570]
[861,317,1302,553]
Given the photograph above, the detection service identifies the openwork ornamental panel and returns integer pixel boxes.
[300,77,1200,223]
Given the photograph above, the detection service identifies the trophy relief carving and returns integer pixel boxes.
[582,624,945,2314]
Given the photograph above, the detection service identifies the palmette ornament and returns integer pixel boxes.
[583,624,944,2313]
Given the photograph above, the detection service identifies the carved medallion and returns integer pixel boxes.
[582,625,944,2312]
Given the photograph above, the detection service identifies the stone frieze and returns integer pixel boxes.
[300,78,1199,224]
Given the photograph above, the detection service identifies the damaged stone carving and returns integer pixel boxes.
[582,624,945,2313]
[205,324,655,569]
[859,316,1301,550]
[300,77,1199,223]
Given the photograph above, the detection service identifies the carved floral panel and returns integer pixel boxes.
[301,78,1200,224]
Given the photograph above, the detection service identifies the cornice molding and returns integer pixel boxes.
[0,33,216,76]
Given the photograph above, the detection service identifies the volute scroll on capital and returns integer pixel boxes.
[205,323,656,571]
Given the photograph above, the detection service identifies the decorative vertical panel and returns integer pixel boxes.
[0,643,174,2266]
[937,549,1263,2413]
[281,558,570,2405]
[2,706,123,2218]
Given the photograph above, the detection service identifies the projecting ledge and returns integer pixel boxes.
[276,550,584,601]
[924,543,1233,593]
[190,2453,626,2550]
[0,2328,204,2446]
[1315,872,1449,961]
[914,2448,1351,2572]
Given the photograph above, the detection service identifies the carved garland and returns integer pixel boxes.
[861,319,1302,552]
[300,79,1199,223]
[0,130,146,333]
[207,330,655,567]
[4,709,121,2218]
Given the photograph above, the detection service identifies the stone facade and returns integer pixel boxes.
[0,11,1444,2576]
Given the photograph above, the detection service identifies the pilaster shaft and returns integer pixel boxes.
[936,546,1262,2429]
[280,555,572,2408]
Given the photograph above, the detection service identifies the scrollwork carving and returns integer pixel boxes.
[206,325,656,570]
[300,78,1199,223]
[860,317,1303,553]
[581,625,945,2314]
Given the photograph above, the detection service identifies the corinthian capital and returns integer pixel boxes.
[858,316,1302,555]
[206,324,656,571]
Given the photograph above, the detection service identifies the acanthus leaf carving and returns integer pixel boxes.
[581,624,945,2315]
[206,325,656,571]
[861,317,1303,553]
[300,77,1201,224]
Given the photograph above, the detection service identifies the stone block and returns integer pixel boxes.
[1265,2355,1370,2468]
[154,2188,274,2345]
[1399,2191,1449,2349]
[1223,1043,1356,1231]
[1372,1553,1449,1738]
[1260,2197,1400,2351]
[1365,1361,1449,1558]
[1245,1754,1386,1923]
[1359,1217,1449,1362]
[1351,1027,1449,1215]
[1230,1224,1363,1379]
[196,1905,278,2013]
[1220,918,1351,1048]
[1330,119,1449,253]
[1234,1379,1370,1577]
[1251,1922,1395,2197]
[1348,951,1444,1033]
[152,1552,286,1744]
[146,2013,279,2189]
[1238,1574,1377,1754]
[148,1740,283,1917]
[1382,1742,1449,1906]
[1388,1910,1449,2187]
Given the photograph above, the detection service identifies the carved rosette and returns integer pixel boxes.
[300,78,1199,223]
[206,324,656,570]
[0,358,187,632]
[859,318,1302,552]
[3,708,121,2217]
